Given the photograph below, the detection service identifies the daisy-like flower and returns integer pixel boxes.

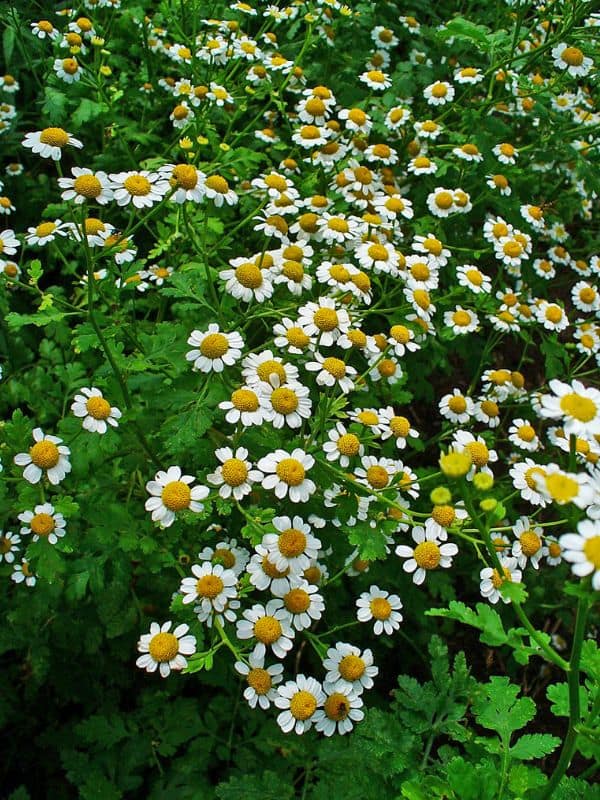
[413,234,450,267]
[493,142,518,165]
[0,530,20,563]
[407,155,437,175]
[379,408,419,449]
[22,127,83,161]
[206,447,263,500]
[355,455,399,493]
[272,318,315,355]
[355,240,400,275]
[291,124,331,148]
[444,307,479,335]
[247,546,293,594]
[180,562,238,621]
[454,66,484,84]
[552,43,593,77]
[235,652,284,710]
[259,378,312,429]
[439,389,474,424]
[349,406,386,434]
[545,537,563,567]
[315,213,359,246]
[396,521,458,584]
[305,353,357,394]
[323,642,378,694]
[510,459,549,507]
[262,515,321,573]
[427,187,456,217]
[145,466,209,527]
[218,385,265,426]
[487,174,512,196]
[186,325,244,373]
[275,675,324,734]
[572,281,600,313]
[219,258,274,303]
[11,559,36,587]
[456,264,492,294]
[452,430,497,479]
[314,685,365,736]
[58,168,113,205]
[136,621,196,677]
[25,220,66,247]
[480,557,522,604]
[109,170,170,209]
[53,57,83,83]
[359,69,391,90]
[31,20,60,40]
[14,428,71,485]
[424,81,455,105]
[257,448,316,503]
[297,297,351,346]
[356,586,403,635]
[534,464,595,509]
[508,419,540,452]
[198,537,249,577]
[236,599,295,659]
[323,423,364,467]
[71,387,121,433]
[385,106,411,129]
[511,516,547,569]
[161,163,206,203]
[18,503,66,544]
[273,578,325,630]
[338,107,373,135]
[453,143,483,162]
[539,379,600,438]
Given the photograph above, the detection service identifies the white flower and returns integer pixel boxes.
[456,264,492,294]
[22,127,83,161]
[71,387,122,433]
[356,586,403,635]
[560,519,600,589]
[246,546,293,595]
[439,389,474,424]
[186,325,244,373]
[508,419,540,452]
[0,530,21,563]
[273,578,325,630]
[323,422,364,467]
[145,466,209,527]
[180,562,238,621]
[236,599,295,659]
[274,675,324,734]
[379,408,419,449]
[241,350,298,387]
[14,428,71,485]
[444,306,479,335]
[235,652,284,709]
[323,642,378,693]
[25,220,67,246]
[452,430,498,480]
[58,168,113,204]
[314,685,364,736]
[305,353,356,393]
[427,187,456,217]
[396,520,458,584]
[359,69,391,90]
[136,621,196,677]
[511,517,547,569]
[109,170,170,208]
[219,258,274,303]
[262,516,321,573]
[510,459,549,507]
[31,20,60,40]
[493,142,518,164]
[160,163,206,203]
[218,386,265,426]
[198,537,249,577]
[480,557,522,604]
[18,503,66,544]
[538,379,600,438]
[53,57,84,83]
[552,43,593,77]
[424,81,455,105]
[257,448,316,502]
[11,559,36,587]
[258,378,312,428]
[206,446,263,500]
[272,317,315,354]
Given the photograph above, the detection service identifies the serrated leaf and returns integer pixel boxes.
[510,733,561,760]
[547,682,589,718]
[473,677,535,741]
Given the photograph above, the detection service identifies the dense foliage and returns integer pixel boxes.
[0,0,599,797]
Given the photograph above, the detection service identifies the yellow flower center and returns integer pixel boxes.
[561,47,584,66]
[339,654,365,681]
[452,310,472,327]
[579,287,596,304]
[378,359,396,377]
[161,481,191,511]
[213,548,235,569]
[548,541,562,558]
[285,327,310,349]
[327,216,349,233]
[525,466,546,490]
[372,143,391,158]
[321,357,346,379]
[520,531,542,557]
[337,433,360,456]
[86,396,111,420]
[254,615,282,644]
[448,396,467,413]
[432,505,455,527]
[435,191,454,209]
[247,667,272,695]
[414,540,441,569]
[370,597,392,620]
[282,260,304,282]
[431,82,448,97]
[284,587,311,614]
[300,125,320,140]
[366,465,389,489]
[231,388,259,412]
[172,164,198,189]
[328,264,350,282]
[235,262,263,289]
[352,272,371,292]
[261,556,290,579]
[276,458,306,487]
[278,528,307,557]
[200,333,229,359]
[517,424,536,442]
[290,690,317,720]
[35,222,56,237]
[503,241,522,258]
[466,441,489,467]
[491,567,512,589]
[366,70,385,83]
[30,440,60,469]
[149,632,179,662]
[62,58,79,74]
[324,693,351,721]
[305,97,326,116]
[367,244,389,262]
[348,108,366,125]
[313,307,339,331]
[493,175,509,188]
[545,306,563,323]
[30,513,55,536]
[271,387,299,415]
[440,451,472,478]
[256,360,286,383]
[205,175,229,194]
[358,410,378,426]
[172,104,190,120]
[413,289,430,310]
[388,416,409,439]
[545,473,579,504]
[560,393,596,423]
[38,20,54,32]
[221,458,248,487]
[196,574,225,598]
[461,143,479,155]
[73,174,102,198]
[124,175,152,196]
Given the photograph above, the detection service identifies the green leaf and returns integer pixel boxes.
[508,764,547,794]
[510,733,561,760]
[473,677,536,741]
[581,639,600,682]
[27,259,43,286]
[3,25,16,68]
[42,87,68,124]
[216,771,294,800]
[446,757,500,800]
[547,682,589,718]
[72,98,107,127]
[426,601,508,646]
[6,309,67,329]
